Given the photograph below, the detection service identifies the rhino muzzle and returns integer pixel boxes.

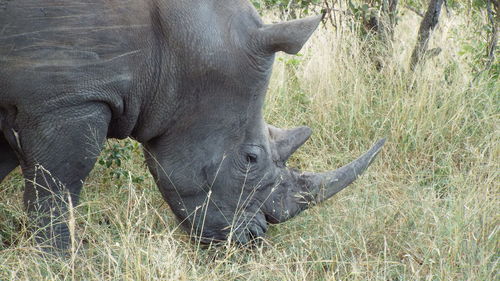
[188,209,268,245]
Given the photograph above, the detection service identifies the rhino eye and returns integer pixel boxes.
[246,153,258,164]
[239,145,264,168]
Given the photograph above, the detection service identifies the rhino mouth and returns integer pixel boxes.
[189,211,268,245]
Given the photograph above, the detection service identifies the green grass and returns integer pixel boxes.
[1,9,498,281]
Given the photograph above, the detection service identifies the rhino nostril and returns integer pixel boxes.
[248,226,260,240]
[248,221,267,241]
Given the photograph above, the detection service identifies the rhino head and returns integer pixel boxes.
[142,8,385,244]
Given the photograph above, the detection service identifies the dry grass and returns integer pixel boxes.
[1,8,498,281]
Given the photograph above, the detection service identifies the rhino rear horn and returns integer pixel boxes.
[268,125,312,162]
[255,14,324,54]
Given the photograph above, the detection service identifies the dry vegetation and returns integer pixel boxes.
[0,8,498,281]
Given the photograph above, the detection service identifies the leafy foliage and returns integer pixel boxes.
[252,0,322,18]
[98,139,145,184]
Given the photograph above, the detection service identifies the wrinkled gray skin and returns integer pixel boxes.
[0,0,385,251]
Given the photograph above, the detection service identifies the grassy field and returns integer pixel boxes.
[1,8,498,281]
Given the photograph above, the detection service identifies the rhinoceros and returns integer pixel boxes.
[0,0,385,251]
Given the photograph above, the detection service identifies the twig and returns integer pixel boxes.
[284,0,294,21]
[444,0,451,16]
[323,0,336,28]
[406,5,424,18]
[472,0,498,82]
[485,0,498,70]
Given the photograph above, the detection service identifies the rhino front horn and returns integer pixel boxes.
[264,139,386,224]
[302,138,386,202]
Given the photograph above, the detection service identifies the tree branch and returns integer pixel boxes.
[410,0,445,70]
[406,5,424,17]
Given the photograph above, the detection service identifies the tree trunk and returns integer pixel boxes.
[410,0,445,70]
[485,0,499,70]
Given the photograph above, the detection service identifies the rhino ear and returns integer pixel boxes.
[255,14,324,55]
[268,125,312,162]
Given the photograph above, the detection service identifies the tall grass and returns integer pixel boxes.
[1,9,498,281]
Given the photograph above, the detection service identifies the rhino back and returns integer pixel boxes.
[0,0,150,104]
[0,0,150,65]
